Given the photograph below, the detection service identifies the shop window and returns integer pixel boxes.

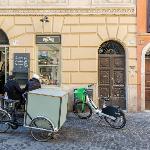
[36,35,61,85]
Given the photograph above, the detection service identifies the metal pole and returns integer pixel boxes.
[4,46,7,83]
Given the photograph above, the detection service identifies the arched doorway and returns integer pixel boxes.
[98,40,126,109]
[0,29,9,94]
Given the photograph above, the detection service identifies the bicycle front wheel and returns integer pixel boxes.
[104,110,126,129]
[74,102,92,119]
[30,117,54,142]
[0,109,11,133]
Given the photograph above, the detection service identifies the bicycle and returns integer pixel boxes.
[0,94,54,142]
[73,84,126,129]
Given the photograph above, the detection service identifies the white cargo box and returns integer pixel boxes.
[24,88,68,131]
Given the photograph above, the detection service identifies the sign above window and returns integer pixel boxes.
[36,35,61,44]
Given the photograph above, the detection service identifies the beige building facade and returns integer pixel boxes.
[0,0,137,111]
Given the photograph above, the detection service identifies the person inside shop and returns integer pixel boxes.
[4,75,25,106]
[23,74,41,92]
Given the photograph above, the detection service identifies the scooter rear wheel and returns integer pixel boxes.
[104,110,126,129]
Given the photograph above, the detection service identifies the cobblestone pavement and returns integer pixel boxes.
[0,112,150,150]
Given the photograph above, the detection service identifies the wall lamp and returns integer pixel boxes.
[40,16,49,23]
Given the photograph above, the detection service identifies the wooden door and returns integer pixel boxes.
[147,0,150,32]
[98,41,126,109]
[145,56,150,109]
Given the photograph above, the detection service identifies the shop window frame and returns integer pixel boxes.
[36,35,61,86]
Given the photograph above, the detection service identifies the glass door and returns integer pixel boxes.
[0,46,9,84]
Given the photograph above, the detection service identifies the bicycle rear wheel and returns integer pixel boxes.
[74,101,92,119]
[30,117,54,142]
[104,110,126,129]
[0,109,11,133]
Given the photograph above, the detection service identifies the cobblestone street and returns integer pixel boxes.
[0,112,150,150]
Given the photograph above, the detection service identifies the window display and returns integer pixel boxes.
[37,37,60,85]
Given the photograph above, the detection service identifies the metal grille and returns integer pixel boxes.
[98,40,125,55]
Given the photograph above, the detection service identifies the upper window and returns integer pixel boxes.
[36,35,61,86]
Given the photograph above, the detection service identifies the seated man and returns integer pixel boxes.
[23,74,41,92]
[4,75,24,105]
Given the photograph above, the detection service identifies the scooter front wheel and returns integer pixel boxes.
[74,102,92,119]
[104,110,126,129]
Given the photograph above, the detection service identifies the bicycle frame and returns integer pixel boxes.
[0,93,61,141]
[73,84,126,129]
[86,94,116,120]
[0,107,30,128]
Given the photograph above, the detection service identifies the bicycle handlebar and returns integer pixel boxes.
[88,84,94,88]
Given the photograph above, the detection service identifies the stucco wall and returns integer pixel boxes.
[0,14,137,111]
[0,0,137,112]
[0,0,135,7]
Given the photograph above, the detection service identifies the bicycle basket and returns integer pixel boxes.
[74,88,86,102]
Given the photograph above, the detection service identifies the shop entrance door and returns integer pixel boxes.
[145,54,150,109]
[0,29,9,94]
[0,46,9,94]
[98,40,126,109]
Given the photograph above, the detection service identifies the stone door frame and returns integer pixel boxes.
[98,42,126,109]
[98,40,130,110]
[141,43,150,111]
